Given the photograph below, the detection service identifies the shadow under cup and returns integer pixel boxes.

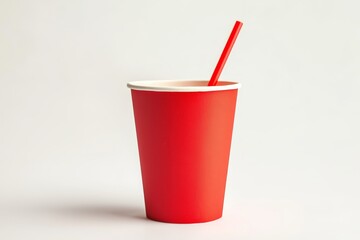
[128,80,240,223]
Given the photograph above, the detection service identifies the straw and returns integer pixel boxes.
[208,21,243,86]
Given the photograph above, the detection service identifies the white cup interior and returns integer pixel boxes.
[127,80,240,92]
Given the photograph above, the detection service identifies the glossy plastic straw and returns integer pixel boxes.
[208,21,243,86]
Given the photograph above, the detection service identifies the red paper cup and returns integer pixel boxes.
[128,80,240,223]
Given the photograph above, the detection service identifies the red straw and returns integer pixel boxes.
[208,21,243,86]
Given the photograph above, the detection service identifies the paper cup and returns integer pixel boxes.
[128,80,240,223]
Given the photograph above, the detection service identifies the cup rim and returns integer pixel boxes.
[127,80,240,92]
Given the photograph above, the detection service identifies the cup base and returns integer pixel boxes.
[146,214,223,224]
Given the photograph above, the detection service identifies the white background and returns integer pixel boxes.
[1,0,359,239]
